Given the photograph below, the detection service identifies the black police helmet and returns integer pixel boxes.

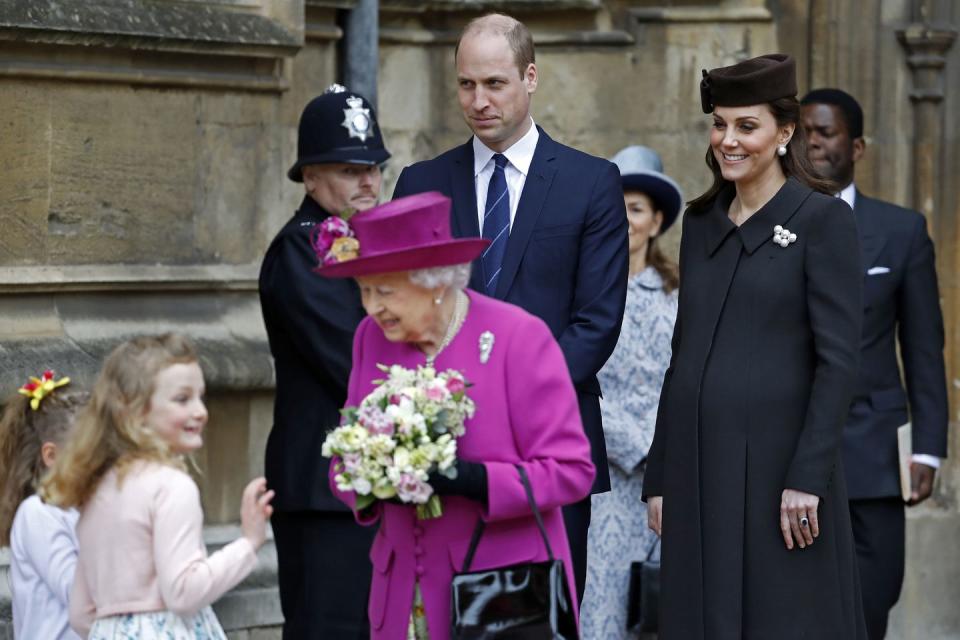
[287,84,391,183]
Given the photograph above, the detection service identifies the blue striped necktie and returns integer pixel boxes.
[481,153,510,296]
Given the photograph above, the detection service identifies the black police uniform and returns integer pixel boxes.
[258,87,389,639]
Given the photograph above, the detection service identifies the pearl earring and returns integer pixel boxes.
[434,296,442,305]
[777,144,787,157]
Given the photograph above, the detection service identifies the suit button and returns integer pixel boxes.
[416,565,425,576]
[413,526,424,536]
[414,546,424,555]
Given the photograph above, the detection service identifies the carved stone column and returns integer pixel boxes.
[896,15,956,229]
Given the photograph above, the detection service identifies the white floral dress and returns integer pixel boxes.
[581,267,678,639]
[87,607,226,640]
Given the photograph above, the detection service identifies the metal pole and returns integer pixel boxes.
[343,0,379,109]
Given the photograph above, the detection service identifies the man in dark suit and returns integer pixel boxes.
[392,13,629,601]
[801,88,949,640]
[259,85,389,639]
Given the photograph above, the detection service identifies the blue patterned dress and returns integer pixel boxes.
[581,266,678,639]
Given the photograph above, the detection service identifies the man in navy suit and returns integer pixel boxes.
[802,88,949,640]
[392,13,629,601]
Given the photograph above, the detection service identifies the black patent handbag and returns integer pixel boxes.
[626,538,660,632]
[450,465,579,639]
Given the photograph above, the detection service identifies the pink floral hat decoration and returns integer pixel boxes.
[312,192,490,278]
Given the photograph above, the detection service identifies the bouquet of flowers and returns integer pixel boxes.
[322,363,475,519]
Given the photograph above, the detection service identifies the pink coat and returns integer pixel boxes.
[333,290,595,639]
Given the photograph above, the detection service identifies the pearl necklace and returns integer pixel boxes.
[426,291,468,365]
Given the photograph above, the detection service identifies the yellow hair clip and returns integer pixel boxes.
[18,370,71,411]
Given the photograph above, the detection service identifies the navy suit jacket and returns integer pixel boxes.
[392,128,629,492]
[259,195,366,511]
[843,190,949,499]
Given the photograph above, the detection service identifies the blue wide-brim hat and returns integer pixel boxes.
[609,146,683,232]
[288,84,391,182]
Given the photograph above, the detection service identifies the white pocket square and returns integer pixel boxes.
[867,266,890,275]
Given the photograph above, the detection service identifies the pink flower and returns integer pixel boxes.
[396,473,433,504]
[425,385,446,402]
[342,453,361,473]
[358,406,395,436]
[446,377,465,394]
[310,217,354,263]
[320,217,350,242]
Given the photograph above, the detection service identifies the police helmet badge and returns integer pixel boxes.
[342,96,372,142]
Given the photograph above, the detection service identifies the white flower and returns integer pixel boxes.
[352,476,372,495]
[393,446,411,471]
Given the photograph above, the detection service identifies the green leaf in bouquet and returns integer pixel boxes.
[355,493,376,511]
[372,481,397,500]
[417,495,444,520]
[339,406,359,422]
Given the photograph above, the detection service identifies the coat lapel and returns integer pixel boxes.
[853,192,886,271]
[703,186,738,257]
[450,140,480,239]
[449,140,485,291]
[494,128,558,298]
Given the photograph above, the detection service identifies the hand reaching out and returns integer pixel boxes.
[241,477,275,550]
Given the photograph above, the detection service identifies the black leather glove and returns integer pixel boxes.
[429,460,488,506]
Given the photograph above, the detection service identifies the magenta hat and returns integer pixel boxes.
[314,192,490,278]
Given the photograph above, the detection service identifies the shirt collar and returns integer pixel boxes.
[837,182,857,209]
[472,118,539,177]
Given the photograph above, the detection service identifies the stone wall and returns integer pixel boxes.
[0,0,956,637]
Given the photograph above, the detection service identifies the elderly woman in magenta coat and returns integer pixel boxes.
[316,192,595,639]
[643,55,868,639]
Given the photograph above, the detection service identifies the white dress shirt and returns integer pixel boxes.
[473,119,539,234]
[837,182,857,209]
[838,181,940,471]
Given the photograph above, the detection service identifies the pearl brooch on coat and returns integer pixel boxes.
[772,225,797,248]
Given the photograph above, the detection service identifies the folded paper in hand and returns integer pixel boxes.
[897,422,911,502]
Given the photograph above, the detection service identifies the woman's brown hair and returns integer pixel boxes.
[41,334,198,509]
[687,96,838,214]
[0,388,88,546]
[648,237,679,293]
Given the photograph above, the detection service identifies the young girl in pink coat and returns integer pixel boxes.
[316,192,596,639]
[42,334,275,639]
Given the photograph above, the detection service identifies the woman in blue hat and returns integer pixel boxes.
[580,146,681,639]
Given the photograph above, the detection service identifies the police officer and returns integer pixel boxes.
[258,85,390,639]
